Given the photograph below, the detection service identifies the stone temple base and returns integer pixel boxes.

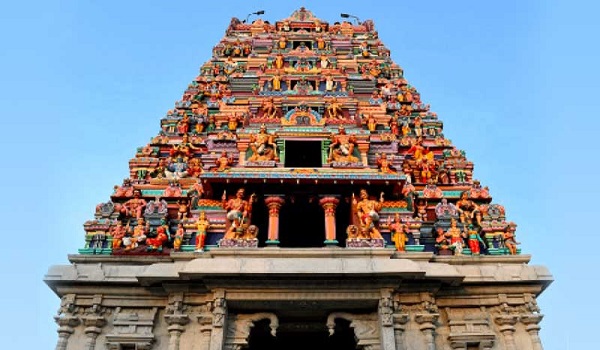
[218,238,259,248]
[346,238,385,248]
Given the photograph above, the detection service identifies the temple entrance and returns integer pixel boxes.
[279,194,325,247]
[247,318,356,350]
[284,140,323,168]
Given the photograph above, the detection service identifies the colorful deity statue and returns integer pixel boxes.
[447,218,465,255]
[278,35,287,50]
[248,124,279,162]
[261,97,278,118]
[271,73,282,91]
[274,53,285,69]
[316,36,326,50]
[466,225,485,255]
[503,223,520,255]
[376,153,396,173]
[215,151,234,172]
[326,97,343,119]
[114,178,134,197]
[177,114,190,134]
[352,189,384,239]
[195,211,210,251]
[324,73,335,91]
[186,158,204,177]
[359,41,370,57]
[457,191,480,225]
[124,218,148,251]
[366,113,377,132]
[110,221,127,250]
[121,190,147,219]
[222,188,256,237]
[173,223,185,251]
[170,134,198,159]
[435,226,452,254]
[223,57,238,76]
[328,125,359,163]
[388,213,408,252]
[146,219,169,252]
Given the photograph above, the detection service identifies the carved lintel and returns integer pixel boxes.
[225,312,279,349]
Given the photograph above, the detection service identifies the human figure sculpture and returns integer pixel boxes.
[122,190,147,219]
[177,114,190,134]
[274,53,284,69]
[447,218,465,255]
[186,158,204,177]
[248,124,279,162]
[366,113,377,132]
[271,73,282,91]
[326,97,343,119]
[376,153,396,173]
[388,213,408,251]
[170,134,198,159]
[466,225,485,255]
[435,226,452,254]
[110,221,127,250]
[215,151,234,172]
[278,35,287,50]
[114,179,134,197]
[324,74,335,91]
[222,188,255,238]
[124,218,147,251]
[328,126,359,163]
[261,97,278,118]
[177,199,189,220]
[503,224,520,255]
[173,223,185,251]
[352,189,384,239]
[195,211,210,251]
[146,219,169,252]
[456,191,480,225]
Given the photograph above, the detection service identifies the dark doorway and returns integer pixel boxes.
[247,318,356,350]
[279,195,325,247]
[285,140,322,168]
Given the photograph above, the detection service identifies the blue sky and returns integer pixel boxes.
[0,1,597,348]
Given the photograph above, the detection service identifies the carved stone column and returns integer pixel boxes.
[265,196,285,246]
[494,315,518,350]
[415,313,439,350]
[378,296,396,350]
[82,315,106,350]
[319,196,340,246]
[197,304,214,350]
[54,315,80,350]
[210,296,228,350]
[165,315,190,350]
[521,314,544,350]
[392,313,409,350]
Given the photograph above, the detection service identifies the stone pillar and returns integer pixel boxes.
[392,313,409,350]
[165,314,190,350]
[197,310,213,350]
[319,196,340,246]
[494,315,518,350]
[378,296,396,350]
[82,315,106,350]
[415,313,439,350]
[54,315,80,350]
[210,296,228,350]
[265,196,285,246]
[521,314,544,350]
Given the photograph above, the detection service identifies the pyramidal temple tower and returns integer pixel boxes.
[46,8,551,350]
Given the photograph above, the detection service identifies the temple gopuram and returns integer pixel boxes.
[46,8,551,350]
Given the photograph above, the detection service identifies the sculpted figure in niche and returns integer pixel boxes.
[222,188,256,237]
[328,125,359,163]
[376,153,396,174]
[215,151,234,172]
[326,97,343,119]
[352,189,384,239]
[457,191,480,225]
[121,190,147,219]
[248,124,279,162]
[261,97,278,118]
[110,221,127,250]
